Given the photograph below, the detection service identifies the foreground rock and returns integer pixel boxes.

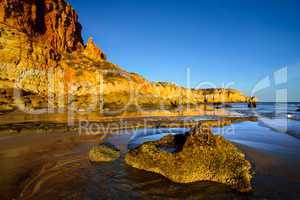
[125,124,253,192]
[89,143,120,162]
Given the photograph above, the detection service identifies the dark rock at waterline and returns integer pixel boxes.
[248,97,257,108]
[125,124,253,192]
[224,104,232,108]
[248,102,256,108]
[89,143,120,162]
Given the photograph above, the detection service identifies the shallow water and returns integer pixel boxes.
[226,102,300,120]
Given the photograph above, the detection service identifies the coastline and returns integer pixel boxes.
[0,0,298,199]
[0,109,257,137]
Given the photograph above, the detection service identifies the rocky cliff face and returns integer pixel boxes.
[0,0,251,113]
[0,0,83,52]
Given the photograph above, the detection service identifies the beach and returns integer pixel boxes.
[0,103,300,199]
[0,0,299,199]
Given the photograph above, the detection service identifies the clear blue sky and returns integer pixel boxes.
[69,0,300,102]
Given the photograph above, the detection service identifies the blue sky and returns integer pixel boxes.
[69,0,300,102]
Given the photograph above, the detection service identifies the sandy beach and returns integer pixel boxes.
[0,117,299,200]
[0,0,299,199]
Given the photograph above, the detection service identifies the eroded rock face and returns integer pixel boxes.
[125,124,253,192]
[89,143,120,162]
[0,0,252,112]
[0,0,83,52]
[84,37,106,61]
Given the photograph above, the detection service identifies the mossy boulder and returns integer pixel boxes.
[89,143,120,162]
[125,124,253,192]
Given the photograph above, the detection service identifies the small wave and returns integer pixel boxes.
[287,114,300,121]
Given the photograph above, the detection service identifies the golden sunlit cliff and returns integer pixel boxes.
[0,0,252,113]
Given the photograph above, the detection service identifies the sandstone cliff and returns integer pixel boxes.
[0,0,251,113]
[0,0,83,52]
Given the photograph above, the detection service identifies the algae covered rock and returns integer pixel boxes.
[125,124,253,192]
[89,143,120,162]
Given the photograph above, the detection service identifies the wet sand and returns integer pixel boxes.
[0,120,300,199]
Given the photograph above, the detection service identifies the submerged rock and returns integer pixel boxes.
[125,124,253,192]
[89,143,120,162]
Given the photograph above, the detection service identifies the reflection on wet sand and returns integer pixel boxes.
[0,119,300,199]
